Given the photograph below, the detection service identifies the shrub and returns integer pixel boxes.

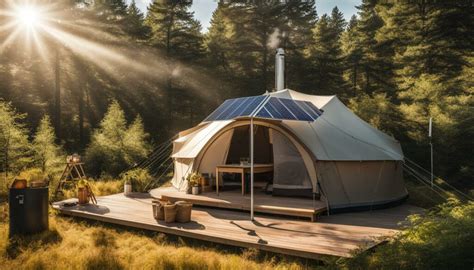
[120,168,153,193]
[345,199,474,270]
[17,168,48,184]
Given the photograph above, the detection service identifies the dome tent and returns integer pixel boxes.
[170,89,408,212]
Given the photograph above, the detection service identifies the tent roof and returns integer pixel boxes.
[172,89,403,161]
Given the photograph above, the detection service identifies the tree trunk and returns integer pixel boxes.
[365,66,370,93]
[54,46,61,141]
[78,83,85,148]
[353,63,358,96]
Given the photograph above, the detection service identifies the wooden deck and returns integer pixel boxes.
[150,187,327,221]
[52,193,423,259]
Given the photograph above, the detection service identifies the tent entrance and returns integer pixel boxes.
[219,125,313,197]
[222,125,273,192]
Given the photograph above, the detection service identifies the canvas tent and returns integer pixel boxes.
[170,89,408,211]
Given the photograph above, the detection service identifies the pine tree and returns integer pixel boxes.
[95,0,128,22]
[32,115,62,174]
[390,1,474,181]
[206,1,316,95]
[125,0,150,39]
[145,0,204,133]
[124,116,151,164]
[353,0,387,94]
[280,0,318,91]
[342,15,363,96]
[0,102,31,182]
[306,8,346,96]
[205,3,236,99]
[85,100,150,177]
[146,0,203,61]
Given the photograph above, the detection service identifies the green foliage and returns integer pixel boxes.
[77,178,89,188]
[0,0,472,196]
[306,8,347,96]
[125,0,150,39]
[0,101,31,180]
[186,172,202,187]
[145,0,204,61]
[17,168,48,183]
[85,100,151,177]
[348,92,403,136]
[120,168,153,193]
[31,115,62,176]
[345,200,474,270]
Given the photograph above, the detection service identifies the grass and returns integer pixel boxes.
[1,171,472,269]
[0,207,321,270]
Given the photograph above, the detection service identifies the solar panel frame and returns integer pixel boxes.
[278,98,314,121]
[241,95,267,117]
[203,99,234,122]
[225,96,252,119]
[203,95,322,122]
[266,97,297,120]
[255,107,273,119]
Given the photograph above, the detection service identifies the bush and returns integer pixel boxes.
[345,199,474,270]
[17,168,48,184]
[90,180,124,197]
[120,168,153,193]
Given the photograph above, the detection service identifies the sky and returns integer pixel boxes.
[129,0,361,32]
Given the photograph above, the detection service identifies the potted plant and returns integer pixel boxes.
[189,172,202,195]
[185,174,192,194]
[124,179,132,196]
[191,179,200,195]
[77,179,89,205]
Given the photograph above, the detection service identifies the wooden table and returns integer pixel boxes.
[215,164,273,195]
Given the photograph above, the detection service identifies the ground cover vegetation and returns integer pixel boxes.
[0,200,471,269]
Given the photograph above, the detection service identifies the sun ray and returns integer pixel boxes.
[0,27,22,52]
[0,0,221,102]
[0,20,18,33]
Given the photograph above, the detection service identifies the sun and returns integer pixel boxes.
[14,5,44,29]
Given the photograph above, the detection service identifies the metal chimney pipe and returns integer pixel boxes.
[275,48,285,92]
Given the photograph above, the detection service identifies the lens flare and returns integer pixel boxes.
[15,5,43,29]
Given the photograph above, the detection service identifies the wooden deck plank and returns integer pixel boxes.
[52,193,422,259]
[150,187,327,219]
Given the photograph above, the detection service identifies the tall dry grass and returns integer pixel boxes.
[0,211,316,270]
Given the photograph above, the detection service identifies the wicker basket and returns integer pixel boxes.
[176,201,193,223]
[152,203,164,220]
[152,200,170,220]
[164,204,177,223]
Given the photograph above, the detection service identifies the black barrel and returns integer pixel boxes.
[9,187,49,237]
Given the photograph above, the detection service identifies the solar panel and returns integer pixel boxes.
[279,98,314,121]
[203,95,322,122]
[204,96,267,122]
